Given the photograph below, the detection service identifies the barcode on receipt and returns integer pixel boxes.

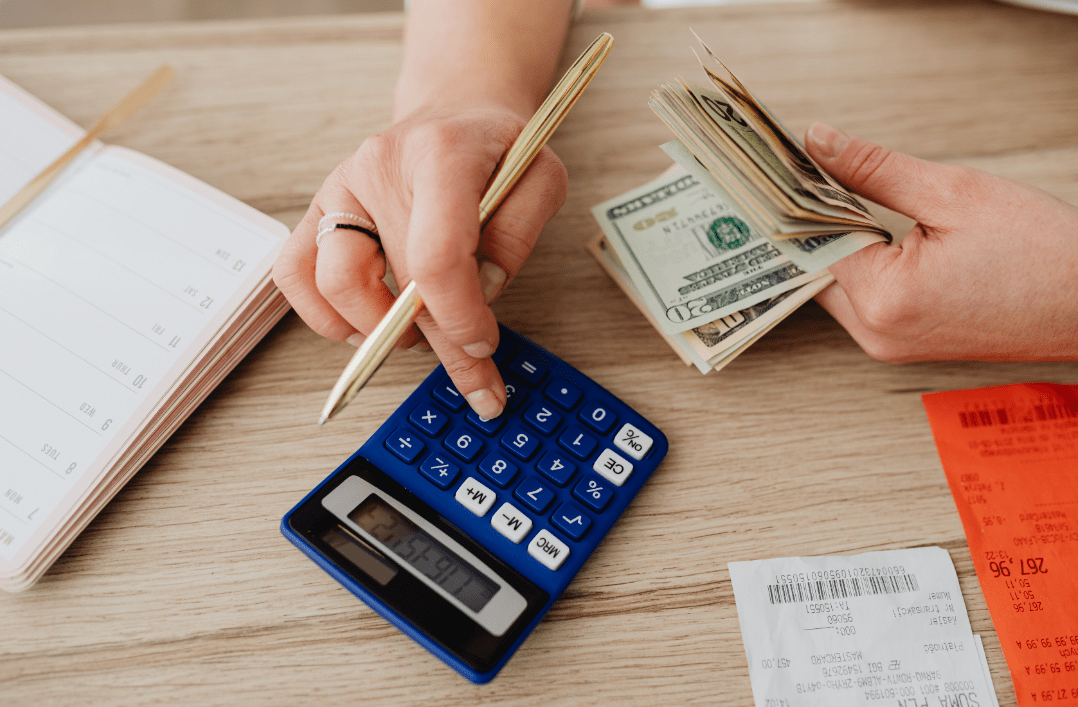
[767,574,920,604]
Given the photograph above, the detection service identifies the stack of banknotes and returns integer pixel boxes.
[589,36,891,373]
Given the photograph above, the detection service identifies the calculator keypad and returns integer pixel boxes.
[613,423,653,460]
[444,428,484,462]
[572,474,614,512]
[535,451,576,487]
[455,476,496,516]
[387,334,659,575]
[544,380,582,410]
[528,529,569,570]
[477,451,519,488]
[557,426,597,461]
[491,502,532,543]
[419,453,461,489]
[466,408,505,436]
[501,426,540,461]
[385,428,425,463]
[432,378,467,412]
[523,402,561,436]
[593,448,633,487]
[514,477,556,514]
[510,354,548,387]
[409,404,449,437]
[550,503,592,541]
[578,401,617,435]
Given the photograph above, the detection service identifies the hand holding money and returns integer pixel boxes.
[805,122,1078,362]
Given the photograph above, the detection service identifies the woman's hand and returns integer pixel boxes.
[806,122,1078,362]
[273,104,567,418]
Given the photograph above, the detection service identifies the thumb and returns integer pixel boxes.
[806,122,942,223]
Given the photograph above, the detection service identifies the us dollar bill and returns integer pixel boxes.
[691,34,879,222]
[686,272,834,363]
[591,168,823,335]
[587,230,835,374]
[661,139,887,273]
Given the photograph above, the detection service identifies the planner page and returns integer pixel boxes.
[0,91,288,578]
[0,76,87,202]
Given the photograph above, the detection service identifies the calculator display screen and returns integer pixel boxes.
[321,525,398,586]
[349,496,499,613]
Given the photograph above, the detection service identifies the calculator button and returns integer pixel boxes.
[443,427,484,462]
[551,503,592,541]
[455,477,497,517]
[528,529,570,571]
[491,339,516,365]
[510,354,548,387]
[490,502,533,544]
[466,408,505,436]
[579,401,617,435]
[523,402,562,436]
[408,403,449,437]
[593,448,634,487]
[384,427,425,464]
[572,474,615,513]
[500,426,540,461]
[514,476,556,514]
[432,377,467,412]
[535,451,576,487]
[613,423,653,460]
[503,379,527,411]
[544,380,582,410]
[477,451,519,488]
[557,426,598,461]
[419,453,461,489]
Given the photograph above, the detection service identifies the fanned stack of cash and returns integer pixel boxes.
[589,36,890,373]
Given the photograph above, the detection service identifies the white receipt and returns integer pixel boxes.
[729,547,1000,707]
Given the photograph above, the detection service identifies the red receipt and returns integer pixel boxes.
[923,382,1078,706]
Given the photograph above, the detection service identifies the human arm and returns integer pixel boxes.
[273,0,574,418]
[805,122,1078,362]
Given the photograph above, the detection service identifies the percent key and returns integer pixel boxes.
[573,474,614,512]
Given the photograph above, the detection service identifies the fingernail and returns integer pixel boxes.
[478,261,508,304]
[346,332,366,347]
[465,388,504,419]
[808,122,850,160]
[462,340,496,359]
[410,339,433,353]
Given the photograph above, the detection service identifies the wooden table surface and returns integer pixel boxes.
[2,2,1077,704]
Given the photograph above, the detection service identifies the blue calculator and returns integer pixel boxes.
[281,326,667,683]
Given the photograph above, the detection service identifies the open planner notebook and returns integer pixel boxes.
[0,75,291,591]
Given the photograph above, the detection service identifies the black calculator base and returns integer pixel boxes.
[284,454,550,680]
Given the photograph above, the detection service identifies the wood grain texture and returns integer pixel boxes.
[1,2,1077,704]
